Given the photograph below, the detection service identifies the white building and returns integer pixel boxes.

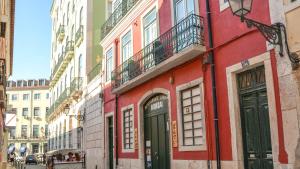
[6,79,49,156]
[48,0,106,168]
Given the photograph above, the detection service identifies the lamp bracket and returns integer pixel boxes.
[241,16,300,69]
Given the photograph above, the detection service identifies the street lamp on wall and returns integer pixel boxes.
[64,104,85,122]
[228,0,300,69]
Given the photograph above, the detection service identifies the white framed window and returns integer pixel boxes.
[78,55,83,77]
[121,104,135,152]
[143,8,157,46]
[176,78,206,151]
[175,0,195,23]
[219,0,229,11]
[11,94,18,101]
[34,107,40,117]
[34,93,41,100]
[106,48,113,82]
[23,94,29,100]
[121,30,132,63]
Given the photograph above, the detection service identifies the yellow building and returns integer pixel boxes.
[6,79,49,156]
[0,0,15,168]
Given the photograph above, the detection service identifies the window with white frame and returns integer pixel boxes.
[175,0,195,23]
[143,8,157,46]
[123,108,134,150]
[122,31,132,63]
[179,84,205,147]
[78,55,83,77]
[11,94,18,101]
[106,48,113,81]
[34,107,40,117]
[34,93,41,100]
[23,94,29,100]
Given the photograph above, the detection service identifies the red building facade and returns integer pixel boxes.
[100,0,293,168]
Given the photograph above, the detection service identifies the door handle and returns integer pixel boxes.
[154,152,159,160]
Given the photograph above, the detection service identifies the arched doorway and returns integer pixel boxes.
[144,94,170,169]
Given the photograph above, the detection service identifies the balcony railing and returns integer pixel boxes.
[111,14,204,91]
[70,77,83,98]
[100,0,139,40]
[87,62,101,82]
[47,88,70,119]
[50,41,75,87]
[75,25,84,47]
[56,25,65,42]
[65,41,74,59]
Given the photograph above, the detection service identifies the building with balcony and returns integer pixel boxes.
[47,0,106,168]
[5,79,49,156]
[0,0,15,168]
[100,0,300,169]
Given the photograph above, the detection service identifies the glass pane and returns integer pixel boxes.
[182,90,191,99]
[194,112,202,120]
[183,99,191,106]
[183,106,192,114]
[194,137,203,145]
[192,87,200,96]
[193,103,201,112]
[193,120,202,128]
[184,130,193,137]
[176,0,185,23]
[194,128,203,137]
[187,0,195,15]
[192,96,201,104]
[184,138,193,145]
[184,114,192,122]
[184,122,193,130]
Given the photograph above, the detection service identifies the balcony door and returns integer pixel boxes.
[174,0,195,50]
[143,8,158,71]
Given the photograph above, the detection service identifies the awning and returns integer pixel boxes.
[20,146,27,153]
[8,144,15,154]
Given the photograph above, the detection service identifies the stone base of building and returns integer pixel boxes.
[115,159,296,169]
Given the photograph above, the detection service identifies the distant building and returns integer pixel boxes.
[6,79,49,156]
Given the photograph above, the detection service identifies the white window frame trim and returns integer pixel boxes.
[104,43,115,84]
[121,104,135,153]
[120,26,133,64]
[176,78,207,151]
[140,2,159,48]
[170,0,200,27]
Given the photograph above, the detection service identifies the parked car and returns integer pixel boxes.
[25,155,37,165]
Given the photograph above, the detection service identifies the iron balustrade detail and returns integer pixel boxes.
[100,0,139,40]
[87,62,101,82]
[56,25,65,41]
[65,41,74,56]
[70,77,83,94]
[111,14,204,90]
[75,25,84,46]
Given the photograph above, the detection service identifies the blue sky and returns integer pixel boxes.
[10,0,52,80]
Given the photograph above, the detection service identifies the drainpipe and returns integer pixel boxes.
[205,0,221,168]
[114,39,119,167]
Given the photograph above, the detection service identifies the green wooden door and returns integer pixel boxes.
[238,66,273,169]
[144,95,170,169]
[108,117,114,169]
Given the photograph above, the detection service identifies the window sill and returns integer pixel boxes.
[122,149,135,153]
[178,145,206,152]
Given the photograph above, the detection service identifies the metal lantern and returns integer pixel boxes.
[64,104,70,115]
[228,0,253,17]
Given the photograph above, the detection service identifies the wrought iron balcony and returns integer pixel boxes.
[111,14,205,93]
[64,41,74,60]
[70,77,83,100]
[56,25,65,42]
[50,41,75,88]
[100,0,139,40]
[47,88,70,120]
[75,25,84,47]
[87,62,101,82]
